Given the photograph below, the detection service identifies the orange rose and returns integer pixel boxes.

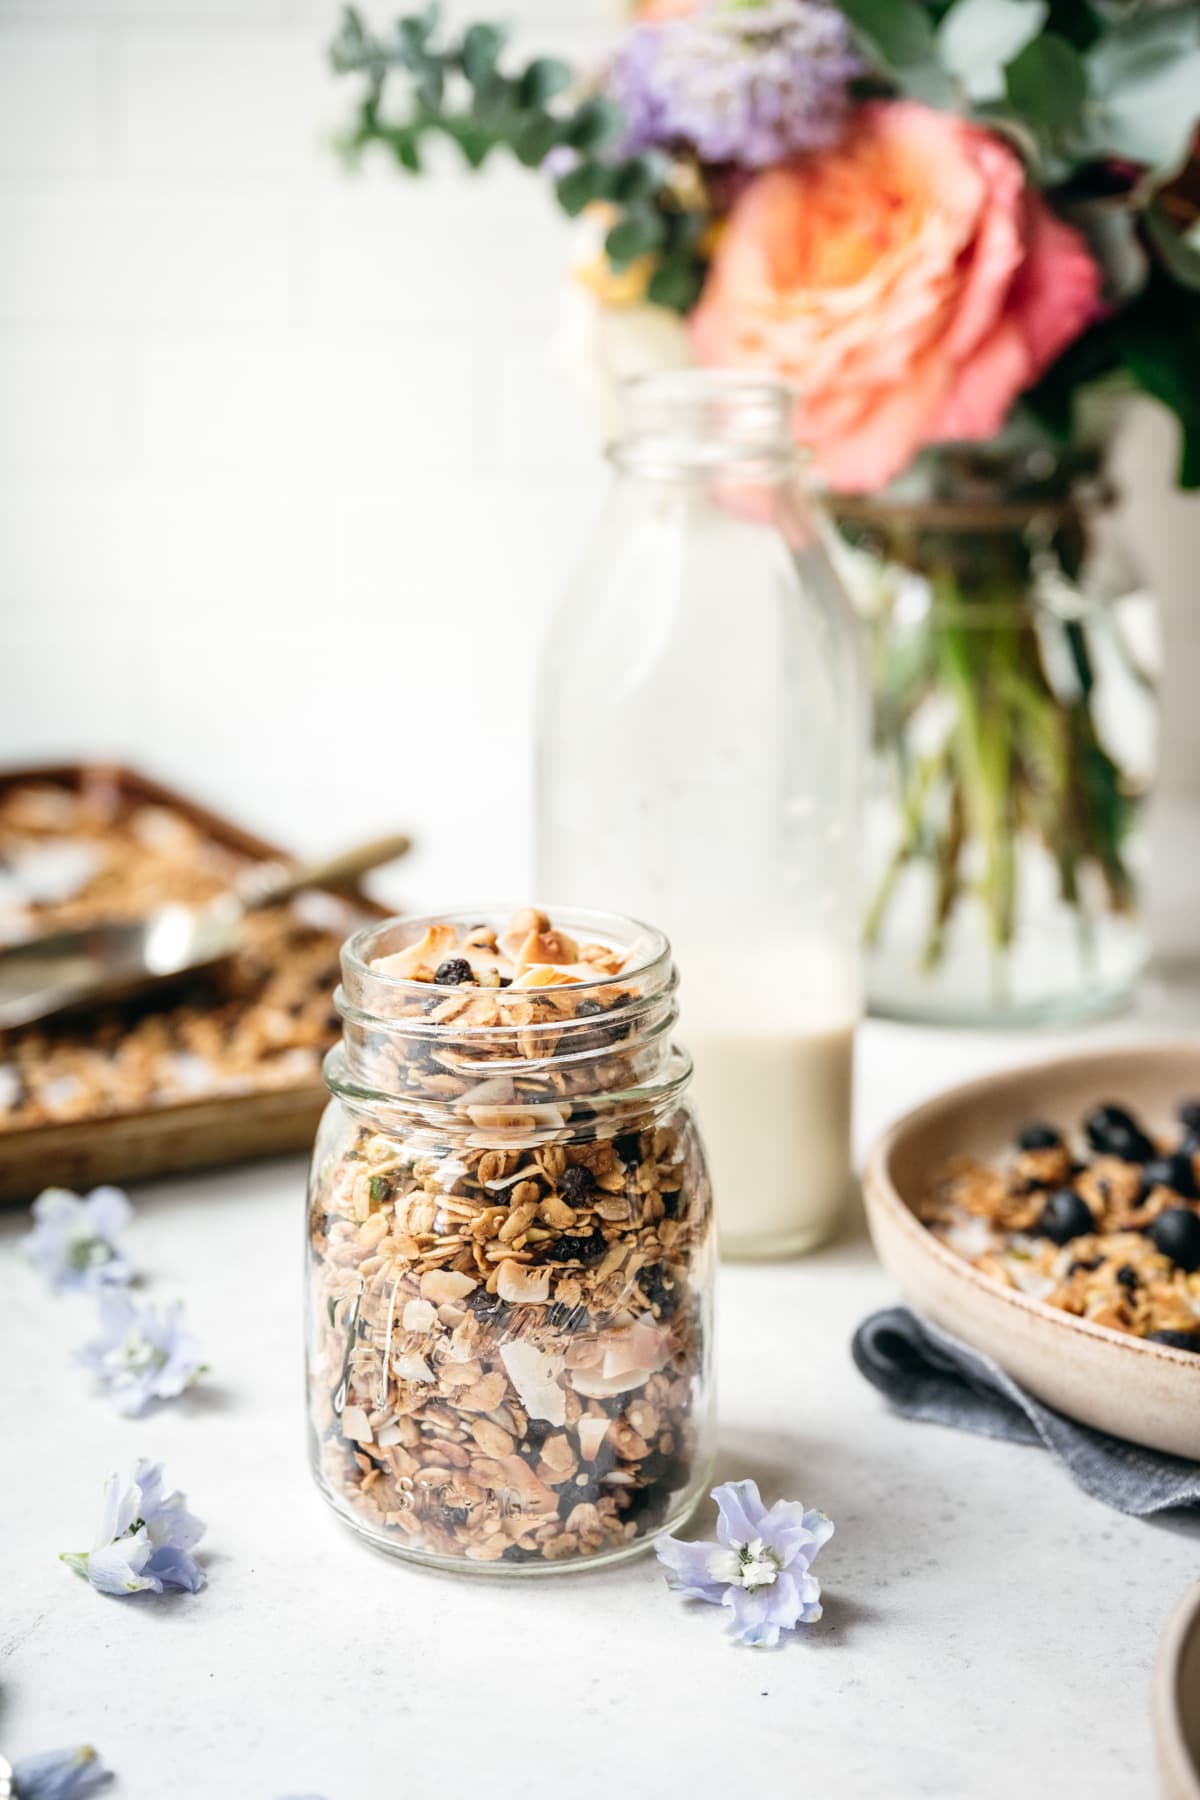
[690,101,1103,492]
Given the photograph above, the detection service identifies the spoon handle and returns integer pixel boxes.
[239,833,412,909]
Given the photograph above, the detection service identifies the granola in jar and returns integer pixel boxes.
[919,1100,1200,1348]
[306,907,716,1573]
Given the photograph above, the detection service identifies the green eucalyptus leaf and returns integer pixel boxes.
[414,63,444,110]
[519,56,572,109]
[647,260,706,313]
[564,95,625,152]
[1119,297,1200,488]
[605,208,666,269]
[1004,31,1088,132]
[512,113,560,167]
[612,151,670,204]
[461,22,506,87]
[391,129,423,172]
[1084,10,1200,174]
[556,160,609,217]
[837,0,937,69]
[939,0,1049,99]
[396,6,440,68]
[440,115,496,169]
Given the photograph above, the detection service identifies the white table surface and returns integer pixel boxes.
[4,965,1200,1800]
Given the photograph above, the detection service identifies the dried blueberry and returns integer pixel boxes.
[433,957,473,986]
[1140,1152,1199,1202]
[1084,1104,1155,1163]
[559,1164,597,1205]
[613,1132,643,1166]
[502,1543,545,1564]
[1067,1255,1103,1276]
[1115,1264,1139,1291]
[468,1289,512,1325]
[558,1480,603,1518]
[1017,1122,1062,1151]
[1177,1099,1200,1133]
[1035,1188,1095,1245]
[642,1263,680,1317]
[550,1231,607,1266]
[1146,1329,1200,1353]
[1149,1207,1200,1273]
[522,1417,553,1446]
[575,999,604,1019]
[637,1449,688,1490]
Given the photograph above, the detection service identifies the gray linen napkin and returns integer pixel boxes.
[852,1306,1200,1516]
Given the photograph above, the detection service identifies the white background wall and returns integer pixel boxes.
[1,0,1198,919]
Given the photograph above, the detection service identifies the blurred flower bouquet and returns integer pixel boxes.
[331,0,1200,1018]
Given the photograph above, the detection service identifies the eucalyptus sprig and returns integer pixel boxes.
[329,3,713,311]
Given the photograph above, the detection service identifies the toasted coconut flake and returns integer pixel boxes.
[515,928,579,970]
[341,1404,373,1442]
[510,964,584,989]
[373,923,458,980]
[500,1340,567,1425]
[577,1415,610,1461]
[402,1298,437,1332]
[496,1259,551,1305]
[392,1350,435,1384]
[570,1366,652,1399]
[420,1269,478,1302]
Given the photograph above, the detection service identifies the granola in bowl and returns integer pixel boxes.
[306,906,715,1574]
[919,1099,1200,1348]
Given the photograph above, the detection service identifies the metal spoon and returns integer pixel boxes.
[0,831,411,1029]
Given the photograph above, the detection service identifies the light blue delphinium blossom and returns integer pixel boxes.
[60,1459,206,1597]
[6,1744,113,1799]
[78,1293,205,1416]
[656,1478,834,1648]
[24,1187,134,1293]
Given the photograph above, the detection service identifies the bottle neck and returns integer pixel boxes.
[611,369,802,486]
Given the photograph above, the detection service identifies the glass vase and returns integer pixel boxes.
[535,370,866,1258]
[833,446,1159,1026]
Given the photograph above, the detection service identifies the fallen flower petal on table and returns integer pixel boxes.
[78,1293,206,1416]
[656,1478,834,1648]
[6,1744,113,1799]
[23,1187,134,1294]
[60,1458,206,1597]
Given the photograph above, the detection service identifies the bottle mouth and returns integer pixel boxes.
[609,369,805,479]
[330,904,688,1133]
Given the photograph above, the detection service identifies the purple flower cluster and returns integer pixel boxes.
[608,0,861,168]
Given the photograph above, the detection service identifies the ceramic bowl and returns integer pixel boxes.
[1156,1584,1200,1800]
[863,1043,1200,1460]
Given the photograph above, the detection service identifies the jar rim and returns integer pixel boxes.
[339,903,673,1019]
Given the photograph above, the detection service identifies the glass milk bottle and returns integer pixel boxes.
[536,370,866,1258]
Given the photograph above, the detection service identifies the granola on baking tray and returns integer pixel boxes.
[919,1100,1200,1348]
[306,907,715,1571]
[0,777,360,1126]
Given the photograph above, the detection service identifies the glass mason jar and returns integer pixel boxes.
[306,906,716,1574]
[833,446,1159,1025]
[536,371,866,1260]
